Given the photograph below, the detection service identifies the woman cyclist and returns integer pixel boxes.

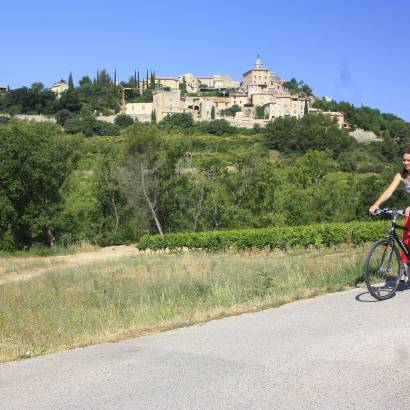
[369,148,410,265]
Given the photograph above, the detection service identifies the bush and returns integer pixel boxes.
[64,114,120,136]
[114,113,134,128]
[220,104,241,117]
[94,120,121,136]
[55,109,73,126]
[197,119,236,136]
[0,115,10,124]
[137,220,389,251]
[159,112,194,130]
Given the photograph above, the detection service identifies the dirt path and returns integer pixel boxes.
[0,245,141,285]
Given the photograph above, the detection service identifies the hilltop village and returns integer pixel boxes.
[48,57,346,129]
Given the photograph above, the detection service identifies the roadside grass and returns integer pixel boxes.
[0,245,367,363]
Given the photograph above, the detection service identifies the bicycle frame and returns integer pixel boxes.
[388,217,410,260]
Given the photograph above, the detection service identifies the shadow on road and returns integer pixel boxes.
[355,281,410,302]
[355,291,381,302]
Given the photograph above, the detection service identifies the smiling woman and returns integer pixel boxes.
[369,148,410,264]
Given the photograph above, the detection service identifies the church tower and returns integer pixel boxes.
[255,55,262,69]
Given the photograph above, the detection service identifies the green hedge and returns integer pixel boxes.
[137,221,390,251]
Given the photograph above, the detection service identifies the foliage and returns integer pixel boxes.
[196,119,237,136]
[138,220,389,250]
[179,76,187,94]
[264,113,356,156]
[64,112,121,136]
[0,115,10,124]
[283,78,313,96]
[312,99,410,145]
[55,109,73,126]
[0,120,80,249]
[255,105,266,119]
[0,83,57,115]
[114,113,134,128]
[159,112,194,130]
[220,104,241,117]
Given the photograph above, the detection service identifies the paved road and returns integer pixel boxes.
[2,287,410,409]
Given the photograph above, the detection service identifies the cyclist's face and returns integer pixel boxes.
[403,153,410,170]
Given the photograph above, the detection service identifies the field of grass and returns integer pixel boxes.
[0,245,368,363]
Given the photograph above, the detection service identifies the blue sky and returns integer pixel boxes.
[1,0,409,120]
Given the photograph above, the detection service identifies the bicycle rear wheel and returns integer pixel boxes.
[364,239,401,300]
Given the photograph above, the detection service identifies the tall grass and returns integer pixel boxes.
[0,241,98,258]
[0,246,367,362]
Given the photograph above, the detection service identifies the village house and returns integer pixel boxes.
[50,81,69,97]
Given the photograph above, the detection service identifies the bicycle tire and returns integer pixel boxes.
[364,239,401,300]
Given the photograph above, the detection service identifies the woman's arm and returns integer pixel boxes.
[369,173,402,214]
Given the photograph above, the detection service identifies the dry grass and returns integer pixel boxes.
[0,245,368,363]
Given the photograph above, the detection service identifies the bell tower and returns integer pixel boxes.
[255,55,262,69]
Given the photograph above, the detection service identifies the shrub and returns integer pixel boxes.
[137,220,389,251]
[114,113,134,128]
[159,112,194,130]
[55,109,73,126]
[64,114,121,136]
[94,120,121,136]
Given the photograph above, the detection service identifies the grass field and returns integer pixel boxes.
[0,245,368,363]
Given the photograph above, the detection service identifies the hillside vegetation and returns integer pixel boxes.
[0,106,409,251]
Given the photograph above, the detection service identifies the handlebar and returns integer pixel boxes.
[372,208,406,219]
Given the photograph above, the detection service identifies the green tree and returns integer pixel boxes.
[55,109,73,125]
[255,105,266,119]
[221,104,241,117]
[159,112,194,130]
[179,76,187,94]
[114,113,134,128]
[92,147,146,245]
[68,72,74,90]
[121,124,166,235]
[0,120,80,248]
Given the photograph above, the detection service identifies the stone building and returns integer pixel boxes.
[125,102,154,122]
[309,108,347,128]
[156,77,179,90]
[50,82,69,97]
[180,73,240,92]
[242,56,287,95]
[265,95,307,119]
[153,90,184,121]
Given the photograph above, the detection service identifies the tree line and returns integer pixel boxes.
[0,110,408,251]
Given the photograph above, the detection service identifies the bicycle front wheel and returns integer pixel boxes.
[364,239,401,300]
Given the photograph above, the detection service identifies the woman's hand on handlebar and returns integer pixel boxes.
[369,204,379,215]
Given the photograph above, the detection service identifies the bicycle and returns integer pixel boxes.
[365,208,410,300]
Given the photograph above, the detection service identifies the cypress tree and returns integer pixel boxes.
[304,99,309,115]
[68,72,74,89]
[114,69,117,85]
[151,110,156,123]
[211,105,215,119]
